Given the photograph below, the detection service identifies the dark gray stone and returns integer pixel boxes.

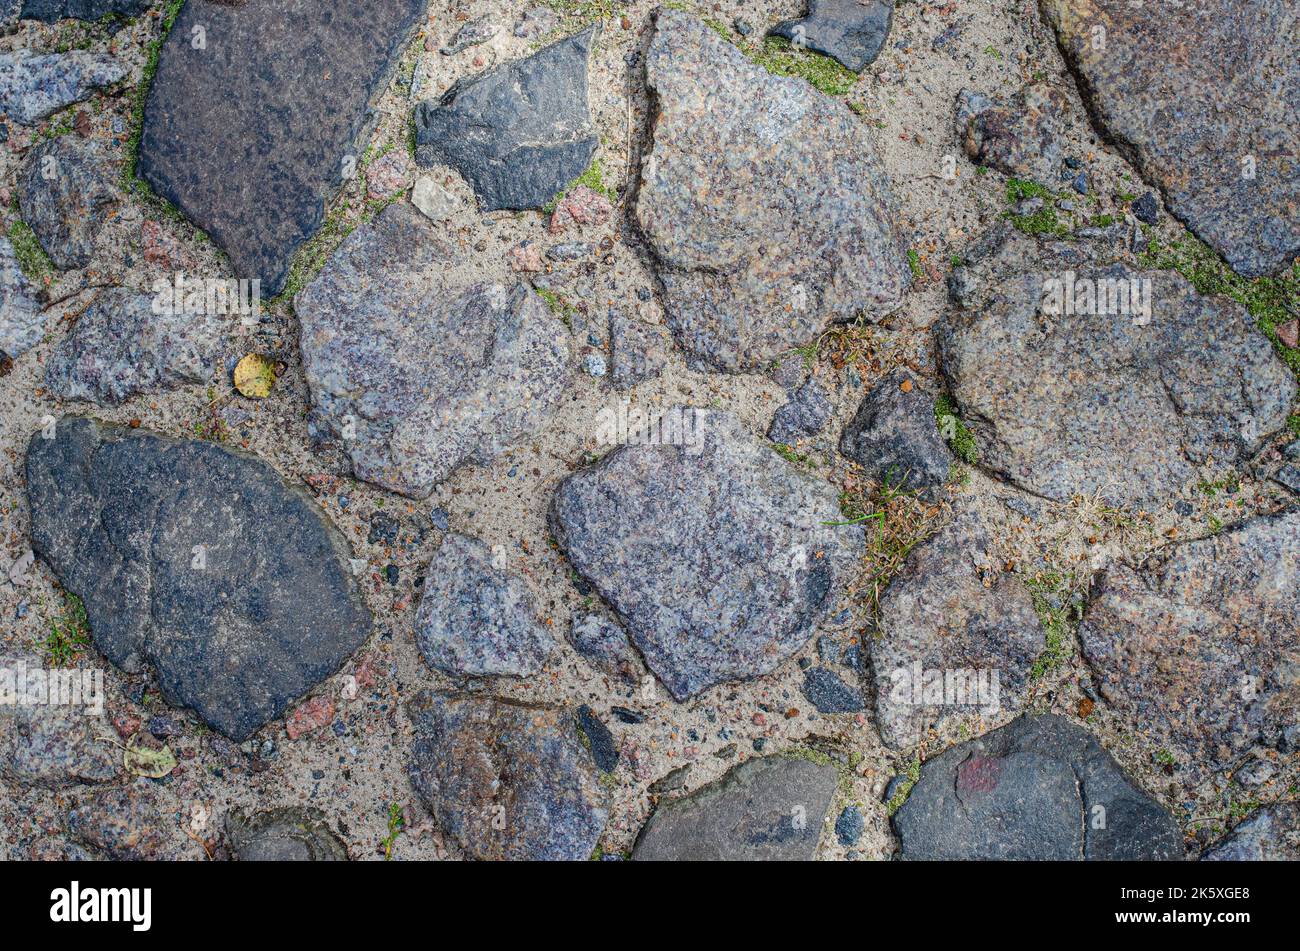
[0,49,125,125]
[138,0,427,294]
[769,0,894,72]
[576,704,619,773]
[1271,463,1300,495]
[835,804,864,846]
[1131,192,1159,225]
[894,715,1183,860]
[768,378,831,445]
[408,691,609,861]
[26,417,372,741]
[226,807,348,861]
[413,532,556,679]
[636,11,910,371]
[954,83,1067,183]
[45,288,224,404]
[633,756,839,860]
[296,203,572,499]
[939,227,1295,506]
[415,26,598,211]
[19,0,151,21]
[1041,0,1300,278]
[0,237,46,360]
[869,504,1042,748]
[840,369,951,495]
[552,409,863,700]
[801,666,863,714]
[1202,802,1300,861]
[18,137,118,270]
[1079,511,1300,783]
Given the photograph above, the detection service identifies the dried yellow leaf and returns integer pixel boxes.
[234,353,276,399]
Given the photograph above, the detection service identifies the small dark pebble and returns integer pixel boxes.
[610,706,644,724]
[1131,191,1160,225]
[835,805,864,847]
[577,704,619,773]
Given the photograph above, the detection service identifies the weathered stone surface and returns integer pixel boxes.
[0,237,45,360]
[576,704,619,773]
[569,611,643,682]
[138,0,427,294]
[840,369,950,494]
[609,309,671,390]
[439,15,496,55]
[44,288,223,404]
[18,137,118,271]
[769,0,894,72]
[954,83,1067,183]
[637,11,910,371]
[0,50,125,125]
[633,756,839,860]
[19,0,151,21]
[0,651,118,788]
[414,26,598,211]
[801,666,863,713]
[939,227,1295,507]
[226,807,348,861]
[67,782,182,860]
[1079,511,1300,783]
[1040,0,1300,278]
[408,691,609,861]
[552,409,863,700]
[414,532,556,679]
[870,505,1042,748]
[894,714,1183,860]
[1202,802,1300,861]
[296,203,572,499]
[768,378,831,445]
[26,417,372,741]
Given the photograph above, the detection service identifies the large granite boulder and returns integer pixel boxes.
[1040,0,1300,277]
[551,409,863,700]
[893,714,1184,860]
[1079,511,1300,783]
[636,10,910,371]
[414,26,599,211]
[137,0,428,294]
[633,756,840,861]
[869,505,1043,748]
[407,691,609,861]
[939,227,1295,507]
[26,417,372,741]
[295,203,572,499]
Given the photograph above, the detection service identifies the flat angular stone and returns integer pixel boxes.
[636,10,910,371]
[19,0,151,21]
[954,83,1067,183]
[552,409,863,700]
[1202,802,1300,861]
[1040,0,1300,278]
[226,807,348,861]
[26,417,372,741]
[45,288,223,404]
[66,782,183,860]
[1079,511,1300,783]
[633,756,839,860]
[0,237,46,360]
[0,49,125,125]
[137,0,427,294]
[768,378,831,445]
[894,714,1183,860]
[18,137,118,271]
[939,227,1295,506]
[407,691,609,861]
[769,0,894,72]
[0,650,118,788]
[869,505,1042,748]
[414,26,598,211]
[414,532,556,679]
[296,203,572,499]
[840,369,950,495]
